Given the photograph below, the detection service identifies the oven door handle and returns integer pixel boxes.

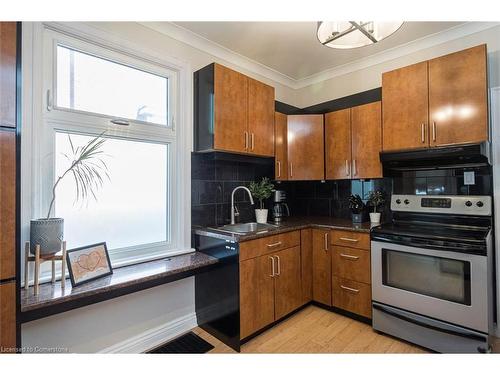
[372,303,487,343]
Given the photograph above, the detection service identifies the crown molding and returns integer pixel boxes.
[141,21,500,91]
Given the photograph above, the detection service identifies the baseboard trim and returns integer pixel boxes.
[99,312,198,354]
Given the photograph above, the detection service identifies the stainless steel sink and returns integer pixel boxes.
[210,222,278,234]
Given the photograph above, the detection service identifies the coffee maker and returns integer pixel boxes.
[272,190,290,223]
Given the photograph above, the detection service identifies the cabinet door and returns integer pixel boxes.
[214,64,248,154]
[0,22,17,128]
[429,44,488,147]
[287,115,324,181]
[300,228,313,304]
[0,130,15,281]
[332,277,372,318]
[274,112,288,180]
[382,61,429,151]
[274,246,303,320]
[332,246,371,284]
[240,255,275,338]
[0,281,16,351]
[351,102,382,179]
[312,229,331,306]
[248,78,275,156]
[325,108,351,180]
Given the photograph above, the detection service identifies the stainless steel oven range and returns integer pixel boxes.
[371,194,494,353]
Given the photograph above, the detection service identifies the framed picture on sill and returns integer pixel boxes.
[66,242,113,287]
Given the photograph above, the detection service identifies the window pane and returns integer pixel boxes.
[56,45,168,125]
[55,133,168,251]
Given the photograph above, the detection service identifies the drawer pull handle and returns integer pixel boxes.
[340,285,360,294]
[340,253,359,260]
[267,241,282,248]
[339,237,359,242]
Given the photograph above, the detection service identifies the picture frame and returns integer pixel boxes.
[66,242,113,287]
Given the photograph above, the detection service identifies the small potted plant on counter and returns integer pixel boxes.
[30,133,109,256]
[249,177,274,224]
[367,190,386,224]
[349,194,365,223]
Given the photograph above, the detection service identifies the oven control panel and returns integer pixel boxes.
[391,195,492,216]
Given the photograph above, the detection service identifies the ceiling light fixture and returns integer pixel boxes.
[317,21,404,49]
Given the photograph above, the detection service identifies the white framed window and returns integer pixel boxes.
[22,22,192,277]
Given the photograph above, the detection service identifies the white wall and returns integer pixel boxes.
[295,25,500,108]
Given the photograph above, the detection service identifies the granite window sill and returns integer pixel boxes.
[20,252,218,323]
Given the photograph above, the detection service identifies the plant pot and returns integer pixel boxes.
[369,212,381,224]
[352,213,363,223]
[30,218,64,256]
[255,209,268,224]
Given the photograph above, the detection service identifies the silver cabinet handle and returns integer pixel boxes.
[244,131,249,150]
[275,255,281,276]
[267,241,282,248]
[352,159,357,176]
[340,285,360,294]
[269,256,276,277]
[251,133,255,150]
[421,123,425,143]
[111,119,130,126]
[290,162,293,178]
[277,161,281,178]
[345,160,349,176]
[339,237,359,242]
[340,253,359,260]
[432,121,436,142]
[324,232,329,251]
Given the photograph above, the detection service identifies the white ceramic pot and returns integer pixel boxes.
[369,212,381,224]
[255,209,269,224]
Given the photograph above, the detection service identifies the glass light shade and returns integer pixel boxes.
[317,21,404,49]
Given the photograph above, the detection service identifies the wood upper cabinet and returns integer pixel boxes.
[248,78,275,156]
[194,63,276,156]
[274,112,288,180]
[429,44,488,147]
[0,282,16,351]
[325,108,351,180]
[274,246,303,320]
[240,254,275,339]
[382,61,429,151]
[0,130,15,281]
[287,115,324,181]
[213,63,248,154]
[0,22,16,128]
[351,102,382,179]
[325,102,381,180]
[312,229,331,306]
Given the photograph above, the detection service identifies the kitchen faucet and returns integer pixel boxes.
[230,186,255,225]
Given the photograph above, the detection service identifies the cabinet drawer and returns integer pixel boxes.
[240,230,300,261]
[331,230,370,250]
[332,277,372,318]
[332,246,370,284]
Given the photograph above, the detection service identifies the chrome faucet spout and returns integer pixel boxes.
[230,186,254,225]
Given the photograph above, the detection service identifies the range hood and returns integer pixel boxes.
[380,142,491,174]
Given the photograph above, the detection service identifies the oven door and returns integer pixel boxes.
[371,240,488,333]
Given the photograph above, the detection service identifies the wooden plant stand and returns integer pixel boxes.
[24,241,67,295]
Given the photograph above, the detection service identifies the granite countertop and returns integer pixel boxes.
[21,252,218,314]
[194,216,379,242]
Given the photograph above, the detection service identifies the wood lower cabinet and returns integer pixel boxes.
[332,246,370,285]
[248,78,275,156]
[312,229,331,306]
[0,281,16,352]
[300,229,313,304]
[332,277,372,318]
[325,108,351,180]
[274,246,303,320]
[274,112,288,180]
[287,115,324,181]
[429,44,488,147]
[382,61,429,151]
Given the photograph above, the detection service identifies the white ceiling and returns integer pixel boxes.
[173,22,465,80]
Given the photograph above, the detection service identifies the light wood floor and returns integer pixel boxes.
[193,305,429,353]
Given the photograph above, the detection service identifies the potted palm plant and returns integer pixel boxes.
[367,190,386,224]
[30,133,109,256]
[249,177,274,224]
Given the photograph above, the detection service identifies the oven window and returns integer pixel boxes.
[382,249,471,305]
